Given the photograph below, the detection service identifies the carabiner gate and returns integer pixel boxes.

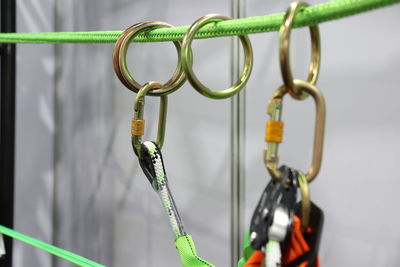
[132,81,168,158]
[264,80,326,183]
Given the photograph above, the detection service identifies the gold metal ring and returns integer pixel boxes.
[113,22,186,96]
[181,14,253,99]
[280,1,320,100]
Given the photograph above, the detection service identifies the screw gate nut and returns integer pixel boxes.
[131,119,145,136]
[265,120,284,143]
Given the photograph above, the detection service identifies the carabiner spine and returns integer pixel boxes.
[264,99,284,179]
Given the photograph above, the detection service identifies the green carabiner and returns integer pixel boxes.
[131,81,168,158]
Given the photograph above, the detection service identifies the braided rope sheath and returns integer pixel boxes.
[142,141,185,238]
[265,239,282,267]
[0,0,399,43]
[140,141,214,266]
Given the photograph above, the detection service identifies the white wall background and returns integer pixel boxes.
[14,0,400,266]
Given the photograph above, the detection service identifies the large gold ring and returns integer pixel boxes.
[113,22,186,96]
[181,14,253,99]
[280,1,321,100]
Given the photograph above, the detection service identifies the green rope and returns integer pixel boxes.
[0,0,398,44]
[0,225,106,267]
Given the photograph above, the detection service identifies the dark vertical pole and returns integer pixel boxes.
[0,0,16,266]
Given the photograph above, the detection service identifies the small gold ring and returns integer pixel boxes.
[280,1,320,100]
[181,14,253,99]
[113,22,186,96]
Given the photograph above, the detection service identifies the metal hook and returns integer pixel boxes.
[131,81,168,158]
[264,80,326,183]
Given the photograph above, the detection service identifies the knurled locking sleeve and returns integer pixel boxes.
[265,120,284,143]
[131,119,145,136]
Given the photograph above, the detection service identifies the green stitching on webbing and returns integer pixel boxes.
[175,234,215,267]
[183,235,213,267]
[0,0,398,44]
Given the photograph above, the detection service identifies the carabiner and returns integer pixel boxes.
[264,80,326,183]
[132,81,168,158]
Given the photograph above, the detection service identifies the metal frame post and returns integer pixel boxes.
[0,0,16,266]
[230,0,246,265]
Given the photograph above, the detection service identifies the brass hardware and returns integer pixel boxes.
[265,120,284,143]
[181,14,253,99]
[264,80,326,183]
[132,82,168,158]
[131,119,145,136]
[297,171,310,231]
[280,1,321,100]
[113,22,186,96]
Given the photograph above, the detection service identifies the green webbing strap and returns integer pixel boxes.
[0,0,398,44]
[0,225,106,267]
[175,234,215,267]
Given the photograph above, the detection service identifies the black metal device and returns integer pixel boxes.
[0,0,16,266]
[249,166,297,250]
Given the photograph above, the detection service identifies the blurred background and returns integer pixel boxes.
[14,0,400,266]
